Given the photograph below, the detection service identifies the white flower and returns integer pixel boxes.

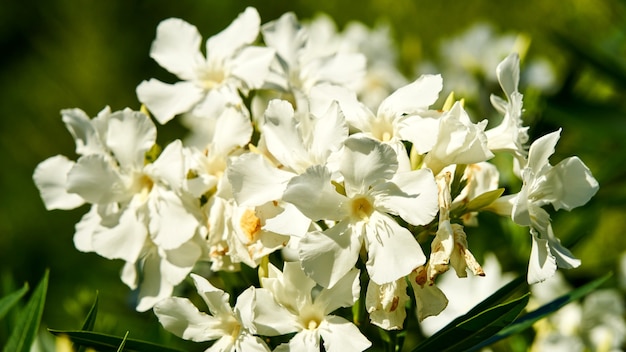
[154,273,270,352]
[407,266,448,322]
[35,107,203,311]
[350,74,444,171]
[504,129,599,283]
[283,136,438,287]
[423,102,494,175]
[260,12,366,109]
[365,278,410,330]
[486,53,529,161]
[136,7,275,124]
[252,262,371,352]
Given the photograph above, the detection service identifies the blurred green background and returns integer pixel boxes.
[1,0,626,349]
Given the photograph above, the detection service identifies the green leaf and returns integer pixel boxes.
[3,270,49,352]
[117,331,129,352]
[48,330,184,352]
[0,283,29,320]
[469,272,613,350]
[414,293,530,352]
[412,276,526,351]
[76,291,99,352]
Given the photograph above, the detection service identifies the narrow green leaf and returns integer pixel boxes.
[469,272,612,350]
[3,270,49,352]
[76,291,99,352]
[414,293,530,352]
[0,283,29,320]
[117,331,129,352]
[48,330,184,352]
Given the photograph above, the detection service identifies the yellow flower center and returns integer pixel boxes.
[240,209,262,242]
[351,196,374,221]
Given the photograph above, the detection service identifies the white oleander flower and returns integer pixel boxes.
[34,107,203,311]
[365,277,410,330]
[136,7,275,124]
[252,262,371,352]
[423,102,494,175]
[154,273,270,352]
[491,129,599,284]
[260,12,366,110]
[283,136,438,287]
[486,53,529,162]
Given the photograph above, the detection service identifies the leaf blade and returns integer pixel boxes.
[76,291,99,352]
[0,283,29,320]
[470,272,613,350]
[2,270,49,352]
[48,330,184,352]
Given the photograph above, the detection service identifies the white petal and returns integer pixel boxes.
[121,261,138,289]
[92,207,147,262]
[228,152,294,207]
[496,53,520,99]
[314,53,366,89]
[106,110,156,170]
[148,188,199,250]
[319,316,371,352]
[154,297,217,342]
[136,79,205,124]
[545,156,599,211]
[262,202,311,238]
[136,252,176,312]
[207,7,260,61]
[365,212,426,284]
[340,136,398,197]
[252,288,300,336]
[73,205,100,252]
[267,261,316,311]
[527,229,557,284]
[407,269,449,321]
[377,74,442,117]
[309,101,349,164]
[33,155,85,210]
[511,175,532,226]
[399,115,441,154]
[161,241,202,285]
[545,225,581,269]
[150,18,204,80]
[373,169,438,226]
[235,334,271,352]
[285,330,320,352]
[211,107,253,156]
[308,83,372,131]
[61,108,105,155]
[262,99,309,171]
[146,140,185,189]
[315,268,360,315]
[190,273,233,318]
[233,287,256,333]
[365,279,409,330]
[298,221,362,288]
[527,129,561,175]
[66,154,126,204]
[283,165,347,221]
[261,12,303,68]
[230,46,276,90]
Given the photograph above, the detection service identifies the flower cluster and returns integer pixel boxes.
[33,7,599,351]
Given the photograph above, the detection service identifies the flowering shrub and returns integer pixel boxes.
[30,7,602,351]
